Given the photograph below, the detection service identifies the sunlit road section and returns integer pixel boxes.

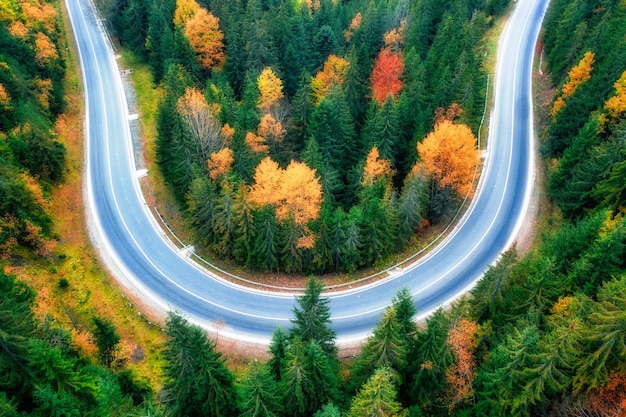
[66,0,548,345]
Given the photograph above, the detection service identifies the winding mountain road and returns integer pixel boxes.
[65,0,548,345]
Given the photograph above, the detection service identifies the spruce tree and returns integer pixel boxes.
[239,360,283,417]
[161,312,238,417]
[347,367,403,417]
[290,277,337,358]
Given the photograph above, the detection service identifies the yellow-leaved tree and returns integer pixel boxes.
[362,146,394,186]
[173,0,199,27]
[311,55,349,103]
[603,70,626,124]
[552,51,595,117]
[207,148,234,180]
[184,8,225,70]
[417,120,480,198]
[248,157,322,226]
[257,67,284,111]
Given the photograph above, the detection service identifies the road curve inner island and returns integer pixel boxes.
[65,0,549,345]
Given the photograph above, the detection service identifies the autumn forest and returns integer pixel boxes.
[111,0,494,274]
[1,0,626,415]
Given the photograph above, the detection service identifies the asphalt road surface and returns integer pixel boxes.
[66,0,549,345]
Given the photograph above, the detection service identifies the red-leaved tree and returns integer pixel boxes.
[371,49,404,104]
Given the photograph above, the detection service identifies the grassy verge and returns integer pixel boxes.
[6,4,168,390]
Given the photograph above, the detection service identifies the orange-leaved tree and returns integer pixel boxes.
[362,146,394,186]
[371,49,404,105]
[183,8,224,70]
[552,51,595,117]
[417,119,481,198]
[207,147,234,180]
[382,19,406,52]
[34,32,58,65]
[248,157,322,226]
[257,67,284,111]
[258,113,286,153]
[344,12,362,43]
[311,55,349,103]
[245,132,268,154]
[445,319,479,411]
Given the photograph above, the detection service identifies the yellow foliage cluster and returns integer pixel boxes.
[8,20,28,38]
[552,51,595,117]
[383,20,406,52]
[344,12,362,43]
[258,113,286,143]
[207,147,234,180]
[184,8,225,70]
[34,32,58,65]
[248,157,323,226]
[20,0,56,33]
[173,0,199,26]
[245,131,269,154]
[311,55,349,103]
[0,0,19,21]
[34,77,53,110]
[257,67,284,110]
[221,123,235,141]
[0,83,11,108]
[603,70,626,122]
[362,146,394,185]
[417,120,481,197]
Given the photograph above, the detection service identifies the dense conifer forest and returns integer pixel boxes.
[2,0,626,415]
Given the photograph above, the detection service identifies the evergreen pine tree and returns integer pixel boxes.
[239,360,283,417]
[347,367,403,417]
[290,277,337,358]
[161,312,238,417]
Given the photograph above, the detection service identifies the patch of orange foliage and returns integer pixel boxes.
[71,329,99,358]
[362,146,394,185]
[34,32,58,65]
[371,49,404,104]
[434,103,463,125]
[221,123,235,142]
[344,12,362,43]
[417,119,481,197]
[184,8,225,70]
[8,21,28,38]
[245,131,268,154]
[383,20,406,52]
[20,0,56,33]
[446,319,479,411]
[258,113,286,143]
[207,147,234,180]
[0,83,11,107]
[173,0,199,26]
[34,78,53,110]
[248,157,322,226]
[587,372,626,417]
[311,55,350,103]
